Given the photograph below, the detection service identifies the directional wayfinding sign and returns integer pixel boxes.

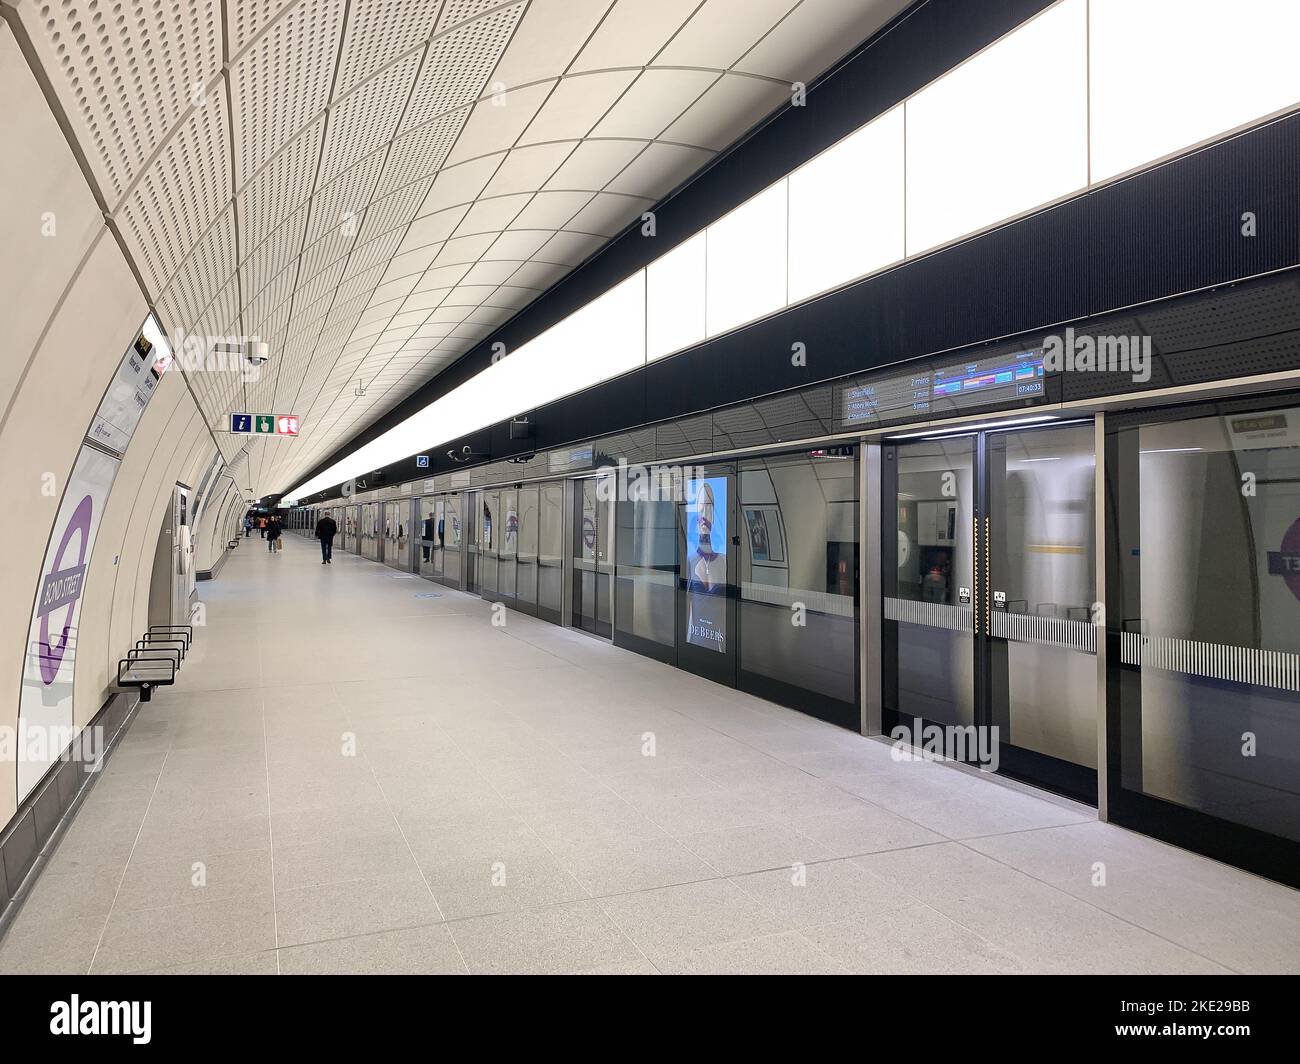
[230,413,300,436]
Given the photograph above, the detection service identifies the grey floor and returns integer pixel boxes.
[2,534,1298,975]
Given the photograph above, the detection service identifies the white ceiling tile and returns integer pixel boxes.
[444,82,556,167]
[488,0,612,90]
[481,143,577,197]
[415,154,505,217]
[604,141,715,198]
[519,70,640,144]
[565,192,652,237]
[544,140,647,191]
[510,190,593,229]
[654,0,799,70]
[571,0,705,72]
[660,73,790,150]
[453,193,533,236]
[591,69,719,141]
[734,0,911,84]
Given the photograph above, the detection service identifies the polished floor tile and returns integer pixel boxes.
[3,536,1295,975]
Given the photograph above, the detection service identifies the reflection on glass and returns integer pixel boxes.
[994,424,1096,769]
[1122,406,1300,843]
[888,437,975,725]
[517,486,538,607]
[616,470,677,653]
[738,452,858,722]
[537,483,563,623]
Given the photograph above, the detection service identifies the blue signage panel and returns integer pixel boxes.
[230,413,253,433]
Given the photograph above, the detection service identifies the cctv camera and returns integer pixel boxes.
[245,340,270,367]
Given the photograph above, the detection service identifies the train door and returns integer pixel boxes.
[537,481,564,624]
[882,420,1098,803]
[441,493,463,589]
[570,474,615,638]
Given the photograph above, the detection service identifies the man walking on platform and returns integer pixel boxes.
[315,512,338,564]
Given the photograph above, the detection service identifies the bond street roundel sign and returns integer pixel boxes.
[36,494,92,683]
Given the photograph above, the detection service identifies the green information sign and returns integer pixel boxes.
[254,415,274,433]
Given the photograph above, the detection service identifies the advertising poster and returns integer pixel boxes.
[87,315,172,456]
[685,475,728,653]
[17,446,119,800]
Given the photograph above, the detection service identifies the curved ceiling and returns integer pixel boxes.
[6,0,907,496]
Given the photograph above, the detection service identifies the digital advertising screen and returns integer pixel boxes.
[685,476,728,653]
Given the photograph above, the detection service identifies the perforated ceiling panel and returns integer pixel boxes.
[6,0,911,494]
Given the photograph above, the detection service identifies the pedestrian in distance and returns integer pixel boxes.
[315,512,338,564]
[266,516,282,552]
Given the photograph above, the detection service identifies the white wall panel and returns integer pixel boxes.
[788,104,905,303]
[1090,0,1300,183]
[706,181,788,337]
[905,0,1088,256]
[647,234,706,361]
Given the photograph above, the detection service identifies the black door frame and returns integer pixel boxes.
[1103,389,1300,889]
[882,422,1100,804]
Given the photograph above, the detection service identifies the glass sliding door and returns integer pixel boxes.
[615,471,678,663]
[418,496,439,580]
[883,437,977,729]
[737,450,859,728]
[441,493,463,589]
[537,481,564,624]
[987,423,1097,796]
[1107,396,1300,886]
[516,485,539,615]
[466,491,481,594]
[480,490,499,599]
[498,488,518,606]
[883,424,1097,801]
[571,475,614,638]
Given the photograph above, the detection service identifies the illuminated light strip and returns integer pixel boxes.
[884,415,1061,441]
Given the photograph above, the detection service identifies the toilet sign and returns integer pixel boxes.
[276,415,300,436]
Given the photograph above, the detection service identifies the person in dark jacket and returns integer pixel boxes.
[266,516,282,552]
[315,513,338,564]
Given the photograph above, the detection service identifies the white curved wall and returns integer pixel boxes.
[0,22,229,830]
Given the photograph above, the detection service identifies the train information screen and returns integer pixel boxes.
[841,372,933,426]
[931,351,1045,409]
[841,350,1046,427]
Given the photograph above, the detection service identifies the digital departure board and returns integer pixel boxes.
[841,371,933,426]
[931,350,1044,410]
